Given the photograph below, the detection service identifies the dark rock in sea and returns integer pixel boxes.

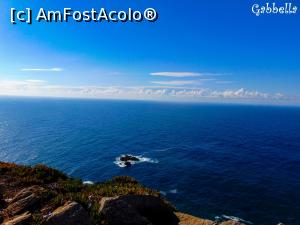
[124,161,132,167]
[45,201,92,225]
[99,195,179,225]
[120,155,140,162]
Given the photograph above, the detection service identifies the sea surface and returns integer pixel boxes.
[0,97,300,225]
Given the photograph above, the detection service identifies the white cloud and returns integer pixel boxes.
[210,88,270,99]
[21,68,63,72]
[150,72,201,77]
[0,79,288,104]
[25,80,48,84]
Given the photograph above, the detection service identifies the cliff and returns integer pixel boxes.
[0,162,245,225]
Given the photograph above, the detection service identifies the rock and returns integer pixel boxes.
[100,197,151,225]
[0,185,6,210]
[122,195,178,225]
[120,155,140,162]
[0,185,3,200]
[3,211,32,225]
[5,186,45,216]
[45,201,92,225]
[99,195,179,225]
[9,186,44,205]
[175,212,216,225]
[0,214,3,224]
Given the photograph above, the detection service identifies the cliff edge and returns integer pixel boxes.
[0,162,245,225]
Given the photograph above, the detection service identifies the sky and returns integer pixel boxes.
[0,0,299,105]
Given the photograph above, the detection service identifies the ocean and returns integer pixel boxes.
[0,97,299,225]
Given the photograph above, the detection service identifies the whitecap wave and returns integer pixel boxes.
[153,147,174,152]
[216,215,253,224]
[160,189,178,196]
[169,189,178,194]
[83,181,94,185]
[114,154,159,168]
[160,191,167,196]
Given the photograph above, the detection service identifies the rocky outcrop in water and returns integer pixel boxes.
[119,155,141,167]
[120,155,140,162]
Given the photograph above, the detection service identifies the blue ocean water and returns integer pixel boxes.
[0,97,300,225]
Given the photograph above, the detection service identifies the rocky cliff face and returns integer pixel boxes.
[0,162,245,225]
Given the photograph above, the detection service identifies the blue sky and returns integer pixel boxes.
[0,0,299,104]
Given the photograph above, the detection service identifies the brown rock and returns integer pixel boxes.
[220,221,245,225]
[5,186,45,216]
[175,212,216,225]
[3,211,32,225]
[45,201,92,225]
[9,186,44,204]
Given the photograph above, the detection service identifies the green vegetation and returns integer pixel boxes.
[0,162,67,185]
[0,162,162,224]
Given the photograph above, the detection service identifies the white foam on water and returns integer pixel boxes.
[221,215,253,224]
[153,147,174,152]
[169,189,178,194]
[114,154,159,168]
[160,189,178,195]
[83,181,94,185]
[160,191,167,196]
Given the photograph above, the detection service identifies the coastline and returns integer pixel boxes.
[0,161,247,225]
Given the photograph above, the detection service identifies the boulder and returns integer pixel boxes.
[99,195,179,225]
[0,185,3,200]
[45,201,92,225]
[3,211,32,225]
[99,197,151,225]
[6,186,45,216]
[0,185,6,210]
[122,195,178,225]
[9,186,44,204]
[0,214,3,224]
